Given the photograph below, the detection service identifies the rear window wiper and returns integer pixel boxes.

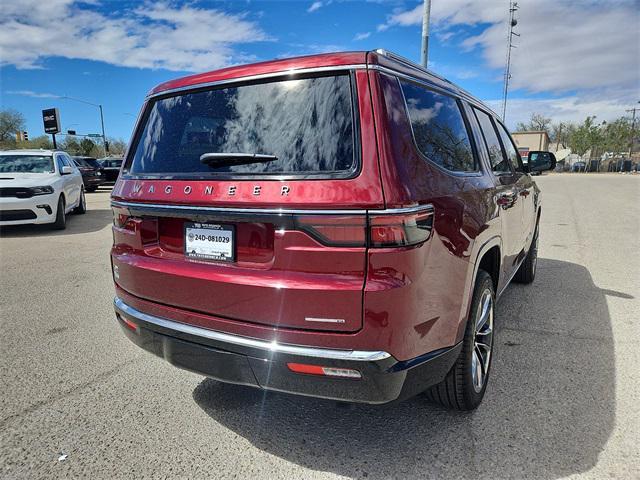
[200,152,278,167]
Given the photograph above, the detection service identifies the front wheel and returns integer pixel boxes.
[51,196,66,230]
[426,270,495,410]
[514,224,538,284]
[73,189,86,214]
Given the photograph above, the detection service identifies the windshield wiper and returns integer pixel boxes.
[200,152,278,167]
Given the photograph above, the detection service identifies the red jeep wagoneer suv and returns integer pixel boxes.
[111,50,555,410]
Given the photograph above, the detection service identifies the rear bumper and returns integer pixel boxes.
[114,297,461,404]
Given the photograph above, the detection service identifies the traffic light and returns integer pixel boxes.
[15,131,28,142]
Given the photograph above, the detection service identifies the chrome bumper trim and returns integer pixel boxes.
[114,297,391,362]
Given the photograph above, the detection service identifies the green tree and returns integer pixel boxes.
[601,117,632,154]
[61,137,82,155]
[568,116,602,158]
[79,138,101,157]
[0,109,26,146]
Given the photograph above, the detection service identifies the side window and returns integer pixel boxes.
[496,122,524,172]
[55,155,65,173]
[400,81,476,172]
[473,108,511,174]
[60,154,72,168]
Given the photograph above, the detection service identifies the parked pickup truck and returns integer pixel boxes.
[110,50,556,410]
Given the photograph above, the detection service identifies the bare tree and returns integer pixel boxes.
[0,109,26,144]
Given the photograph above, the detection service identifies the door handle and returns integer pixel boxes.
[497,191,517,208]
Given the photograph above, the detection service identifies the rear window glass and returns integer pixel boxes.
[0,155,54,173]
[400,81,476,172]
[128,74,356,177]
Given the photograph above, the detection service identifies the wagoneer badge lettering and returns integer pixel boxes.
[129,183,292,197]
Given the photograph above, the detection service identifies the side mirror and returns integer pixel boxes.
[61,165,73,175]
[528,151,556,173]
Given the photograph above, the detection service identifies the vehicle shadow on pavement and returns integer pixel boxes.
[193,258,619,479]
[0,209,113,237]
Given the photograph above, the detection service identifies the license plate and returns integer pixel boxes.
[184,223,235,262]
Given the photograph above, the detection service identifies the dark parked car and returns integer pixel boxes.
[571,161,586,172]
[72,156,105,192]
[99,158,123,182]
[111,50,555,410]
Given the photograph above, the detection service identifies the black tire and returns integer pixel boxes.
[73,189,87,214]
[514,223,538,284]
[426,270,495,410]
[51,196,66,230]
[86,186,97,193]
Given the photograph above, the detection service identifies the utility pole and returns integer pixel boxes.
[61,96,108,156]
[420,0,432,68]
[501,2,519,121]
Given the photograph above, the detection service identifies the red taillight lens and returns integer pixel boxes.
[294,214,367,247]
[369,209,433,247]
[286,363,362,379]
[289,207,433,248]
[112,209,158,244]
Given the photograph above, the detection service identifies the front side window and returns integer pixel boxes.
[400,81,476,172]
[473,108,511,174]
[496,122,524,172]
[129,74,355,177]
[0,155,54,174]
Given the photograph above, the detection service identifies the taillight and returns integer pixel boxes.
[369,208,433,247]
[294,215,367,247]
[112,209,158,244]
[289,206,433,248]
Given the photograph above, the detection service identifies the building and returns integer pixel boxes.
[512,130,550,161]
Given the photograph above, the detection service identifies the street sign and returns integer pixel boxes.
[42,108,61,134]
[87,133,102,138]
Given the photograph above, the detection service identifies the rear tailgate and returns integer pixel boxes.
[111,69,383,333]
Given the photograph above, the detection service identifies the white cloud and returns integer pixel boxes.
[353,32,371,41]
[377,0,639,120]
[485,93,636,129]
[0,0,269,72]
[6,90,61,99]
[307,1,324,13]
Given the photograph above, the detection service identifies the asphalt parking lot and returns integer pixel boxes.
[0,175,638,479]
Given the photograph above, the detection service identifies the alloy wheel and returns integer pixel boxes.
[471,289,494,393]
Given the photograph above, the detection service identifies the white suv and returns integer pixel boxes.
[0,150,86,229]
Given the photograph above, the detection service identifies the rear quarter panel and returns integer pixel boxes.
[366,70,500,358]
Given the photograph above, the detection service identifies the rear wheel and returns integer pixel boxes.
[426,270,495,410]
[73,189,86,214]
[514,224,538,284]
[51,196,66,230]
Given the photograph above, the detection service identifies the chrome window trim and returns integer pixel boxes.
[369,65,489,113]
[110,199,434,217]
[114,297,391,362]
[146,64,368,99]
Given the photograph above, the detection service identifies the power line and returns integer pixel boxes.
[501,2,519,122]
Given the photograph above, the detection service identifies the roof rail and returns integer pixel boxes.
[374,48,483,107]
[373,49,451,84]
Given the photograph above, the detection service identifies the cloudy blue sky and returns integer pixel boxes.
[1,0,638,142]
